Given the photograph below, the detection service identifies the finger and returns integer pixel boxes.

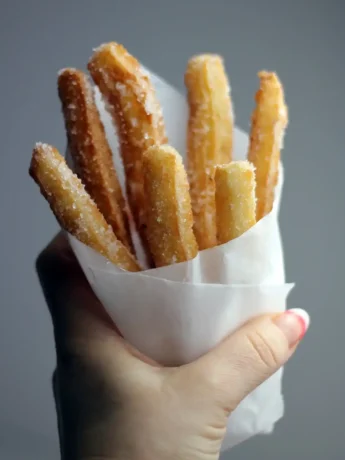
[36,232,105,321]
[191,309,310,413]
[36,232,117,346]
[36,232,83,307]
[36,232,76,273]
[36,232,158,368]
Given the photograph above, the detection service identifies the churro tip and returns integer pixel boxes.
[92,42,115,52]
[57,67,78,77]
[88,42,137,75]
[258,69,274,77]
[33,142,53,155]
[88,44,106,67]
[91,43,109,56]
[234,160,256,172]
[216,160,255,173]
[144,144,182,163]
[186,54,224,79]
[30,143,53,180]
[258,70,282,86]
[188,53,223,65]
[88,43,113,69]
[90,42,124,59]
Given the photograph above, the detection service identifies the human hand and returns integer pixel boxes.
[37,232,309,460]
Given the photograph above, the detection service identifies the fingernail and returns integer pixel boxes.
[273,308,310,347]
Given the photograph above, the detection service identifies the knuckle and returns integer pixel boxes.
[245,329,282,370]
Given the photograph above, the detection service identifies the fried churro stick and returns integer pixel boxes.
[88,42,167,256]
[247,71,288,220]
[29,143,141,272]
[57,68,134,253]
[215,161,256,244]
[185,54,234,250]
[143,145,198,267]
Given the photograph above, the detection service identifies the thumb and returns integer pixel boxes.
[194,309,310,413]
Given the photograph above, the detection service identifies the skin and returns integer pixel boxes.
[36,232,306,460]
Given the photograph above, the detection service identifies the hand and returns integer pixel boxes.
[37,233,309,460]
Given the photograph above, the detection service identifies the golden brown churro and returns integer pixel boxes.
[29,41,290,273]
[57,68,134,253]
[185,54,233,250]
[88,42,167,255]
[215,161,256,244]
[29,143,141,272]
[143,145,198,267]
[247,71,288,220]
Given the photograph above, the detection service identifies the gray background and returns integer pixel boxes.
[0,0,344,458]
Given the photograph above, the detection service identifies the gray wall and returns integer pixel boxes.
[0,0,344,458]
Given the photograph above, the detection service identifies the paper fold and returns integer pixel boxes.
[67,68,293,451]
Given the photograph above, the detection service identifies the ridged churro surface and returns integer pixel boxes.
[185,54,233,250]
[57,68,133,253]
[143,145,198,267]
[215,161,256,244]
[88,43,167,254]
[29,143,141,272]
[247,71,288,220]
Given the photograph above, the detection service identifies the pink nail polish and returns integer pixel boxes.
[274,308,310,347]
[286,308,310,340]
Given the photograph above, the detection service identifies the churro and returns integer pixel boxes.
[29,143,141,272]
[88,42,167,256]
[185,54,233,250]
[143,145,198,267]
[29,40,291,276]
[215,161,256,244]
[247,71,288,220]
[57,68,134,253]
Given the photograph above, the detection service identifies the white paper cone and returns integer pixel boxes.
[67,68,294,451]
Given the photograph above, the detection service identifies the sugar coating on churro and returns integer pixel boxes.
[88,42,167,261]
[247,71,288,220]
[29,143,140,272]
[215,161,257,244]
[185,54,234,250]
[57,68,134,253]
[186,54,234,163]
[89,43,166,145]
[30,42,291,273]
[143,144,198,267]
